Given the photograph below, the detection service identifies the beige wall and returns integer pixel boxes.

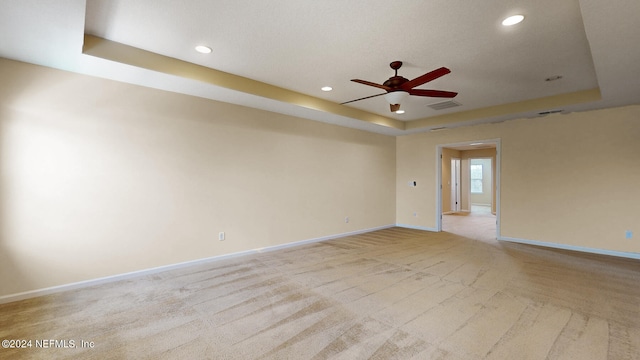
[0,59,396,297]
[397,105,640,254]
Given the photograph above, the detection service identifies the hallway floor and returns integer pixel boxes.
[443,205,496,243]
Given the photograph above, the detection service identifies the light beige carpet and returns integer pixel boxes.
[1,227,639,359]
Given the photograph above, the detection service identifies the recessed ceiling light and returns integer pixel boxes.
[321,86,333,92]
[195,45,212,54]
[502,15,524,26]
[470,143,483,146]
[395,110,405,114]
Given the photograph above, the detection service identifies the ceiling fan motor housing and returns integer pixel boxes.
[383,76,409,88]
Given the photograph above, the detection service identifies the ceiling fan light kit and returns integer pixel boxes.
[343,61,458,113]
[384,91,409,105]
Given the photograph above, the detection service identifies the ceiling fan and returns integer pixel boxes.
[342,61,458,112]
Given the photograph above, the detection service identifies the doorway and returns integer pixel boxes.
[436,140,500,241]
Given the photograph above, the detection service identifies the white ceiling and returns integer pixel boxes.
[1,0,639,135]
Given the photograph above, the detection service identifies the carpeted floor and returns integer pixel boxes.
[1,226,639,359]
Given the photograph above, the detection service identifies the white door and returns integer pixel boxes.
[451,158,461,212]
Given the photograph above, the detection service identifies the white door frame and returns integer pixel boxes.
[451,158,461,212]
[436,139,501,237]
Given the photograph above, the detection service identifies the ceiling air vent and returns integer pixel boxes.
[538,109,563,116]
[428,100,461,110]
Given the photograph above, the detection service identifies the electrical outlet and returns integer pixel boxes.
[625,230,633,239]
[345,217,349,223]
[219,232,225,241]
[413,212,417,217]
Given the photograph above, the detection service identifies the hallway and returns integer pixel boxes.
[443,205,496,243]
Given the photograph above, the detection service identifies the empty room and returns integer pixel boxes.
[1,1,639,359]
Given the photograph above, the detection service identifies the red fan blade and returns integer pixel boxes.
[408,89,458,98]
[340,93,386,105]
[401,67,451,90]
[351,79,392,91]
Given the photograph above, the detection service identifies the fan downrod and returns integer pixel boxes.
[389,61,403,76]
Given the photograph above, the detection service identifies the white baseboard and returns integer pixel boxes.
[498,236,640,260]
[396,223,438,232]
[0,224,395,305]
[446,210,470,214]
[252,224,395,253]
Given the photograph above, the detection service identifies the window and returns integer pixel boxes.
[470,164,483,193]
